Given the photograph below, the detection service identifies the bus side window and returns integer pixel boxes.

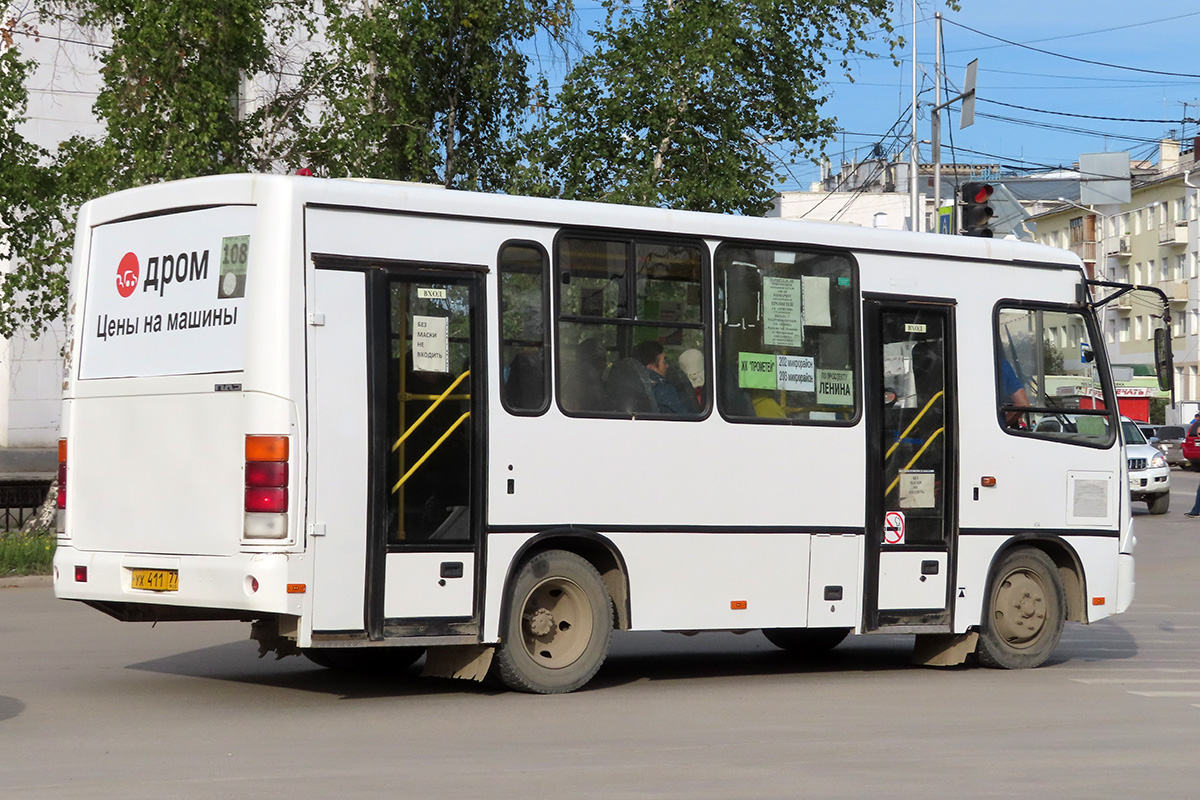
[714,245,858,423]
[499,243,550,414]
[557,235,708,418]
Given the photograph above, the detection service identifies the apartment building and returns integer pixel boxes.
[1031,140,1200,419]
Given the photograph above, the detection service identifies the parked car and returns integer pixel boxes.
[1152,424,1189,468]
[1123,418,1170,514]
[1182,422,1200,468]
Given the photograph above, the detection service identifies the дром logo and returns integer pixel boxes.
[116,252,139,298]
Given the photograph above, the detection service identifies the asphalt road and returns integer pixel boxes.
[4,477,1200,799]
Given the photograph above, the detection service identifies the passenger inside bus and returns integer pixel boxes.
[561,338,609,412]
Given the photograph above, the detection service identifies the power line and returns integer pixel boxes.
[979,97,1199,125]
[943,18,1200,79]
[946,11,1200,54]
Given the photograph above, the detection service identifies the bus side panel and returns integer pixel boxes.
[66,392,244,556]
[954,534,1119,632]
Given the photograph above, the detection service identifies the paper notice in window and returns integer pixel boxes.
[898,469,936,509]
[413,315,449,373]
[763,276,804,348]
[802,276,831,327]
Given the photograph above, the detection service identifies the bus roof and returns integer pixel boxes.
[79,173,1081,271]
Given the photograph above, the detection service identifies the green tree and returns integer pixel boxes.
[49,0,278,190]
[539,0,906,214]
[0,27,70,339]
[298,0,570,190]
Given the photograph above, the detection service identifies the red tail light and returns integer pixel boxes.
[244,435,289,540]
[245,436,289,513]
[56,439,67,510]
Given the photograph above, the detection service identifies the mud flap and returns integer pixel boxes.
[421,644,495,681]
[911,631,979,667]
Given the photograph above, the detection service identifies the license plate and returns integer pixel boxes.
[130,569,179,592]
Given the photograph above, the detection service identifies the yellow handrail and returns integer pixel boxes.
[885,427,945,497]
[392,370,470,452]
[885,390,945,460]
[392,412,471,493]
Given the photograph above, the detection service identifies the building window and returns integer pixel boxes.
[1068,216,1084,245]
[1176,254,1186,281]
[1147,204,1157,229]
[1160,258,1170,283]
[1119,318,1130,342]
[1106,318,1116,343]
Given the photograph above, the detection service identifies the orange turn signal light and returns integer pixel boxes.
[730,600,747,610]
[246,435,288,462]
[1092,596,1106,606]
[981,476,996,487]
[287,584,307,594]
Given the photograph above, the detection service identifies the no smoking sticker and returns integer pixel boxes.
[884,511,905,545]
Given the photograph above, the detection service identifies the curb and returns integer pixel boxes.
[0,575,53,589]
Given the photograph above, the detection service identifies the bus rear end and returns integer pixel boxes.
[54,187,301,623]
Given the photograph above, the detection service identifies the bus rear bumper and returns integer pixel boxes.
[52,546,301,619]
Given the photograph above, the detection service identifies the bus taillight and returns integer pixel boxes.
[56,438,67,510]
[244,435,289,539]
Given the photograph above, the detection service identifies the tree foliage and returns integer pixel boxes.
[0,35,71,338]
[1,0,930,337]
[539,0,901,215]
[298,0,570,190]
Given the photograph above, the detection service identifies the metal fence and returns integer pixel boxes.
[0,481,53,532]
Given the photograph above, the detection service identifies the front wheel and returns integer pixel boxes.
[1148,492,1170,515]
[976,548,1066,670]
[492,549,613,694]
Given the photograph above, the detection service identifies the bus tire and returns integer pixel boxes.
[302,646,423,673]
[976,548,1065,670]
[762,627,850,653]
[492,549,613,694]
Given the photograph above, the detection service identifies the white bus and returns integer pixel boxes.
[54,174,1157,693]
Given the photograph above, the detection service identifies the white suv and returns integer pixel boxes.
[1122,418,1170,514]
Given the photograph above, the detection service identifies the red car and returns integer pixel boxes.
[1182,421,1200,467]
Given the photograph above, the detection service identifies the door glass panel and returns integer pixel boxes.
[880,310,947,546]
[386,279,473,544]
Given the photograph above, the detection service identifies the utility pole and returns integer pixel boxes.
[910,0,920,232]
[932,14,943,231]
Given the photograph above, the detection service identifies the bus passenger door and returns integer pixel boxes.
[863,296,957,632]
[308,261,483,641]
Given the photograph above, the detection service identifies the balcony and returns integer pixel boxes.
[1108,235,1132,256]
[1168,279,1190,303]
[1159,221,1188,246]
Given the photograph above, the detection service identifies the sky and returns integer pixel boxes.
[788,0,1200,191]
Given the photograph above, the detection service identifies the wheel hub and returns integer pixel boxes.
[993,570,1047,646]
[525,607,555,637]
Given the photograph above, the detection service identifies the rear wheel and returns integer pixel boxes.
[762,627,850,653]
[1148,492,1170,515]
[492,549,613,694]
[976,548,1065,669]
[302,646,424,673]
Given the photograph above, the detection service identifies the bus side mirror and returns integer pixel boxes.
[1154,328,1173,392]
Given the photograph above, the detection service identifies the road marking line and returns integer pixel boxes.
[1073,679,1200,685]
[1126,691,1200,697]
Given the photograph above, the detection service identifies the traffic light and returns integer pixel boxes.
[960,182,995,237]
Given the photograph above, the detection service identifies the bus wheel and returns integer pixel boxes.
[302,646,423,673]
[762,627,850,653]
[492,550,613,694]
[976,548,1065,670]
